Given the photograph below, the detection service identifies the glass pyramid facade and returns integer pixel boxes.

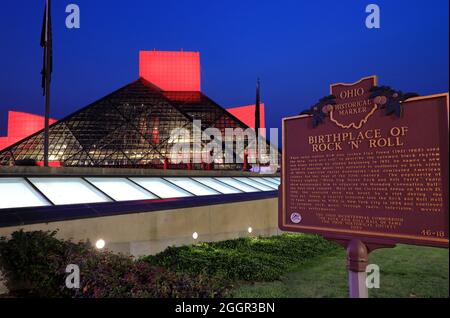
[0,78,277,170]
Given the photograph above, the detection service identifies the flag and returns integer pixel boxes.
[40,0,52,96]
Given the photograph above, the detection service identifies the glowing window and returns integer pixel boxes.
[165,178,219,196]
[214,177,260,193]
[192,177,242,194]
[86,178,157,201]
[130,178,192,199]
[233,177,274,191]
[28,178,112,205]
[0,178,50,209]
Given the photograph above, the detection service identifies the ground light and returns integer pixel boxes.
[248,227,253,234]
[95,239,106,249]
[192,232,199,240]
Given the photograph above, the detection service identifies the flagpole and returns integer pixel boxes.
[43,0,51,167]
[44,50,50,167]
[255,78,261,166]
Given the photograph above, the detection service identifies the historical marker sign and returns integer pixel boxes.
[279,76,449,248]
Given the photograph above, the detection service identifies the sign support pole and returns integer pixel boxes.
[346,239,369,298]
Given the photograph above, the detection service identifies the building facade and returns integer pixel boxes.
[0,51,276,170]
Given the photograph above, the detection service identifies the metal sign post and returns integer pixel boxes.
[347,240,369,298]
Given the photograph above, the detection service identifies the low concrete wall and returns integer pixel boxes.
[0,198,279,257]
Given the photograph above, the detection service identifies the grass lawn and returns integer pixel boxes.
[145,233,448,298]
[233,244,449,298]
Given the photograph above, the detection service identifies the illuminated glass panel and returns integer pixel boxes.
[0,178,50,209]
[130,178,192,198]
[249,177,278,189]
[262,177,280,186]
[164,178,220,196]
[214,177,259,193]
[267,177,281,184]
[233,177,273,191]
[86,177,157,201]
[192,177,242,194]
[28,178,111,205]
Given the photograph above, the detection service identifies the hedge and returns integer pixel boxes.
[0,230,230,298]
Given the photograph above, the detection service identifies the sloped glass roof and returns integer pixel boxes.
[28,177,112,205]
[192,177,242,194]
[0,176,279,210]
[213,177,260,193]
[129,177,193,199]
[233,177,274,191]
[249,177,279,189]
[86,177,158,201]
[0,178,50,209]
[164,177,220,196]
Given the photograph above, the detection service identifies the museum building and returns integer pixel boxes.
[0,51,280,256]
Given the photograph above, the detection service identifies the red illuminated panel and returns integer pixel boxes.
[0,111,57,151]
[139,51,201,91]
[0,137,21,151]
[227,103,265,131]
[36,161,61,167]
[8,111,57,138]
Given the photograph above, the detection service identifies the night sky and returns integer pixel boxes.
[0,0,448,138]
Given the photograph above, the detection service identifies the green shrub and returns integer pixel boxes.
[0,230,230,298]
[0,230,87,297]
[143,233,339,281]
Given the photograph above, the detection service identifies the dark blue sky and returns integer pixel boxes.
[0,0,448,136]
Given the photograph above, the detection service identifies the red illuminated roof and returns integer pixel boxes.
[0,111,57,151]
[226,103,265,130]
[0,137,21,151]
[7,111,57,137]
[139,51,201,92]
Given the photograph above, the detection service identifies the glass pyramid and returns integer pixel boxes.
[0,78,278,170]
